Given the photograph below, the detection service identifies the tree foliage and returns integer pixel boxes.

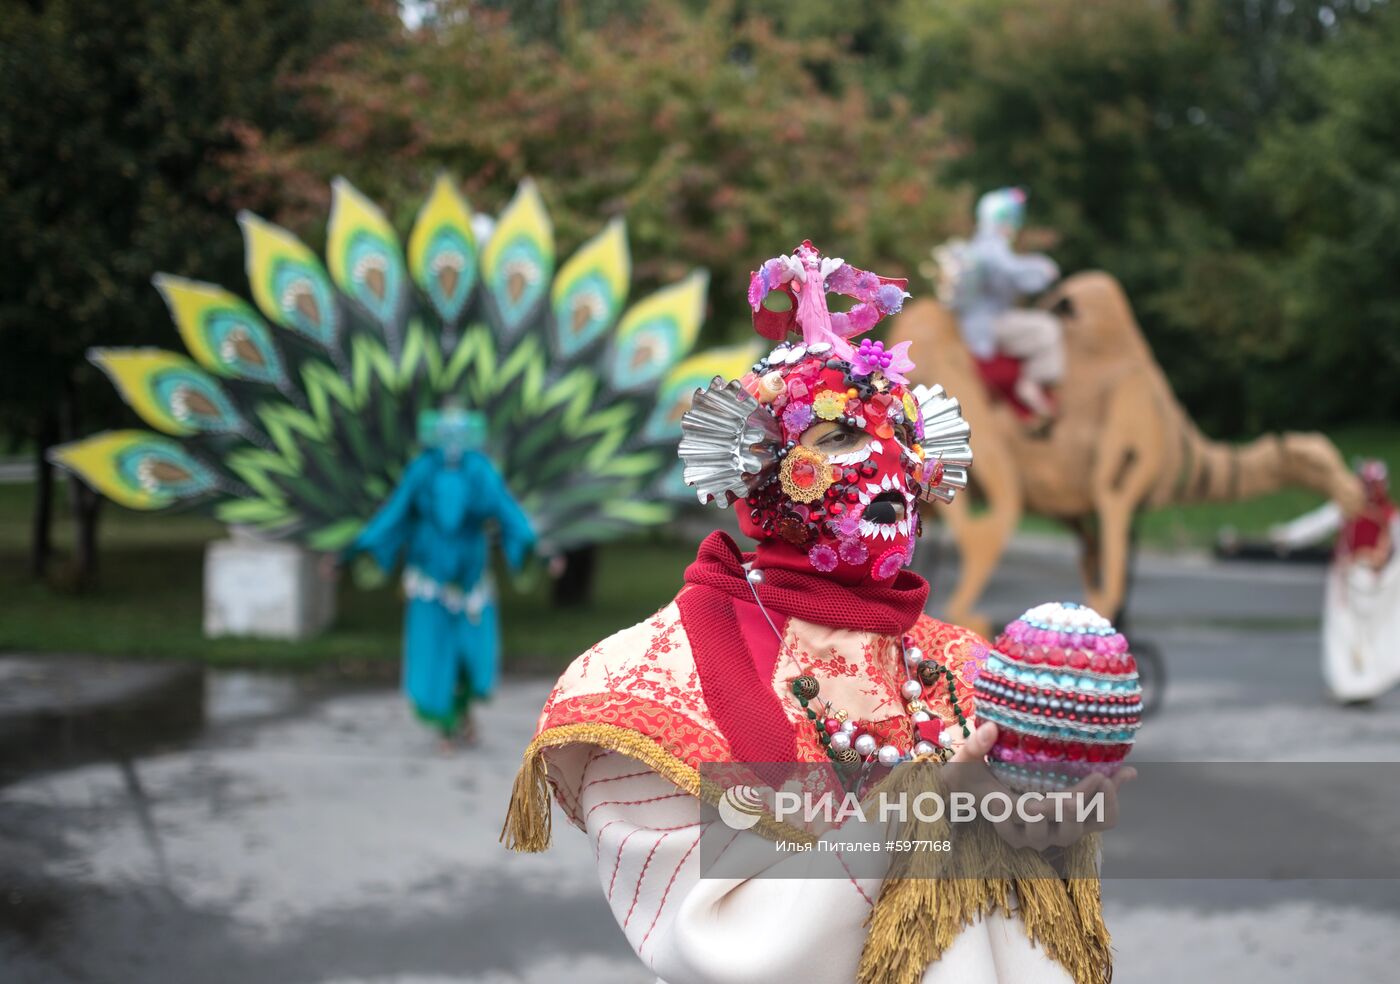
[3,0,1395,463]
[0,0,395,578]
[0,0,396,436]
[216,1,960,348]
[225,0,1399,435]
[1242,4,1400,426]
[887,0,1400,433]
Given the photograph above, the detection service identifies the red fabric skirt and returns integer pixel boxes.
[975,354,1031,418]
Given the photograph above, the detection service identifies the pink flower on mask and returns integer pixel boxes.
[883,341,915,385]
[829,508,863,539]
[849,339,916,385]
[782,401,813,440]
[872,546,906,581]
[808,544,839,573]
[851,339,892,377]
[837,538,868,565]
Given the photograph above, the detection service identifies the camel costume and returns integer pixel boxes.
[504,244,1111,984]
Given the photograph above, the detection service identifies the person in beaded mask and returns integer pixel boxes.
[504,242,1123,984]
[706,242,966,584]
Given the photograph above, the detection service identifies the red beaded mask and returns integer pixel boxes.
[736,356,933,580]
[678,242,972,580]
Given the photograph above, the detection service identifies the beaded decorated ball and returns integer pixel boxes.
[973,602,1142,791]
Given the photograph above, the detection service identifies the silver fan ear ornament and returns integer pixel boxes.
[912,383,973,504]
[678,376,781,507]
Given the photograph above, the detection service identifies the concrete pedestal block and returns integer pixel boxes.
[204,538,336,640]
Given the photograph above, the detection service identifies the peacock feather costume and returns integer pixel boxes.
[52,175,757,729]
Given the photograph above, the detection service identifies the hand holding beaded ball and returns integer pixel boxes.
[973,602,1142,791]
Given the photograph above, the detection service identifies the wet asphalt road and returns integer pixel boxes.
[3,541,1400,983]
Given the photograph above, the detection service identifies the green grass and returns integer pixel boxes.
[1137,423,1400,549]
[0,480,691,673]
[0,421,1393,669]
[1023,423,1400,550]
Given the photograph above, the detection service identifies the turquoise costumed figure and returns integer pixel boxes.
[348,404,534,736]
[50,173,763,731]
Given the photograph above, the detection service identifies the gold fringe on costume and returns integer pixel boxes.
[856,763,1112,984]
[500,723,702,852]
[504,732,1109,984]
[501,723,820,851]
[500,744,553,852]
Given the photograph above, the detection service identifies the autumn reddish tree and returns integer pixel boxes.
[219,1,963,346]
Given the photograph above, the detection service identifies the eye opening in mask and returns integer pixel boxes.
[760,287,794,312]
[800,420,871,454]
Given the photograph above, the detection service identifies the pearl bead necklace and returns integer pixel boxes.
[745,566,971,766]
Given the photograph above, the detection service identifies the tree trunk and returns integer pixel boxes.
[73,485,102,590]
[550,545,597,607]
[30,408,58,579]
[59,373,102,589]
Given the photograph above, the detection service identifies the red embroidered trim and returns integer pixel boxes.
[640,826,708,952]
[542,694,731,765]
[587,791,688,824]
[581,769,653,793]
[624,833,671,928]
[607,828,642,900]
[836,850,875,907]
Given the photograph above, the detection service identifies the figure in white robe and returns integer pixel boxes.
[1270,460,1400,702]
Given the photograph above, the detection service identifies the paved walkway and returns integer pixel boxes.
[4,550,1400,982]
[0,655,204,777]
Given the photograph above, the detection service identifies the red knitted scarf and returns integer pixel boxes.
[676,531,929,763]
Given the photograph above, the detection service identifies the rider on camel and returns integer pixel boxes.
[937,187,1063,428]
